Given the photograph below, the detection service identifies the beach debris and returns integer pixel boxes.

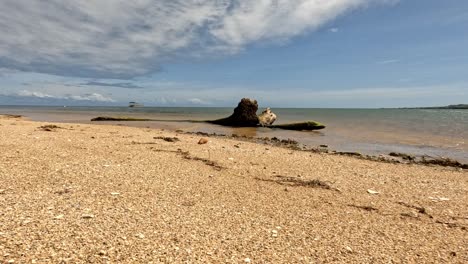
[271,229,278,238]
[110,192,120,196]
[244,258,251,263]
[348,204,378,212]
[81,214,95,219]
[152,149,224,170]
[258,107,277,126]
[256,176,337,191]
[420,157,468,169]
[367,189,380,195]
[345,246,353,253]
[389,152,415,161]
[208,98,259,127]
[271,121,325,131]
[91,116,152,121]
[90,98,325,131]
[53,214,64,220]
[396,201,432,218]
[198,138,208,144]
[429,196,450,202]
[334,151,363,157]
[38,124,62,131]
[154,136,179,142]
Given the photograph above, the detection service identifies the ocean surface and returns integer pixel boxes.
[1,105,467,163]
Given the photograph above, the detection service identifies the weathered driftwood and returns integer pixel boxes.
[91,98,326,131]
[207,98,259,127]
[271,121,325,131]
[258,107,277,126]
[91,116,153,121]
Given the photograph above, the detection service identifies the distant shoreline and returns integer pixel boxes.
[399,104,468,110]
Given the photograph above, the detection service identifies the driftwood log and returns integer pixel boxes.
[91,98,326,131]
[207,98,259,127]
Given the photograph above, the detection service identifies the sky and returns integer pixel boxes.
[0,0,467,108]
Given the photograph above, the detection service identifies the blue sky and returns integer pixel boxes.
[0,0,467,108]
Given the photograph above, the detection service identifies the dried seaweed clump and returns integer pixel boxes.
[38,125,62,131]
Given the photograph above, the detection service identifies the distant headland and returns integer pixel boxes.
[402,104,468,109]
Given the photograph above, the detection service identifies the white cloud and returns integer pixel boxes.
[15,90,115,102]
[0,0,394,79]
[17,90,58,99]
[68,93,115,102]
[187,98,210,105]
[377,59,399,65]
[329,27,339,33]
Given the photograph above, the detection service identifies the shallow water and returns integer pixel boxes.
[1,105,467,162]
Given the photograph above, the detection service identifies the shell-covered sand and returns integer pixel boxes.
[0,116,467,263]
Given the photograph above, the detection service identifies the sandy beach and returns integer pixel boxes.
[0,115,466,263]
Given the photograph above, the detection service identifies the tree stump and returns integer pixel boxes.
[208,98,259,127]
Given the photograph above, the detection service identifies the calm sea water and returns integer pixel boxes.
[1,105,467,162]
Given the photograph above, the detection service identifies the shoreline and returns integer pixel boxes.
[1,115,467,262]
[3,113,468,168]
[1,106,467,164]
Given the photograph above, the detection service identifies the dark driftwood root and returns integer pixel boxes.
[206,98,325,130]
[207,98,259,127]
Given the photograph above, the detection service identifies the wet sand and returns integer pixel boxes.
[0,115,467,263]
[1,106,467,163]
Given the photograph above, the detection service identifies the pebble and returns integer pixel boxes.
[345,246,353,252]
[198,138,208,144]
[271,230,278,237]
[81,214,95,219]
[367,189,380,195]
[54,214,64,220]
[136,233,145,239]
[244,258,251,263]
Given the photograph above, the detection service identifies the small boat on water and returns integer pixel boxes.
[128,102,144,107]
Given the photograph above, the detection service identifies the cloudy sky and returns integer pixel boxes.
[0,0,467,107]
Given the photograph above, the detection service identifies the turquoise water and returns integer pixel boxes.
[1,106,467,162]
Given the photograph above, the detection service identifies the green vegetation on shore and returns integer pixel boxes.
[403,104,468,109]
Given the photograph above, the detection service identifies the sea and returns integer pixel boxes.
[1,105,467,163]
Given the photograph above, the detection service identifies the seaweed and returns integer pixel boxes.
[153,136,180,142]
[348,205,378,212]
[420,157,468,169]
[38,124,62,131]
[389,152,415,161]
[256,175,337,191]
